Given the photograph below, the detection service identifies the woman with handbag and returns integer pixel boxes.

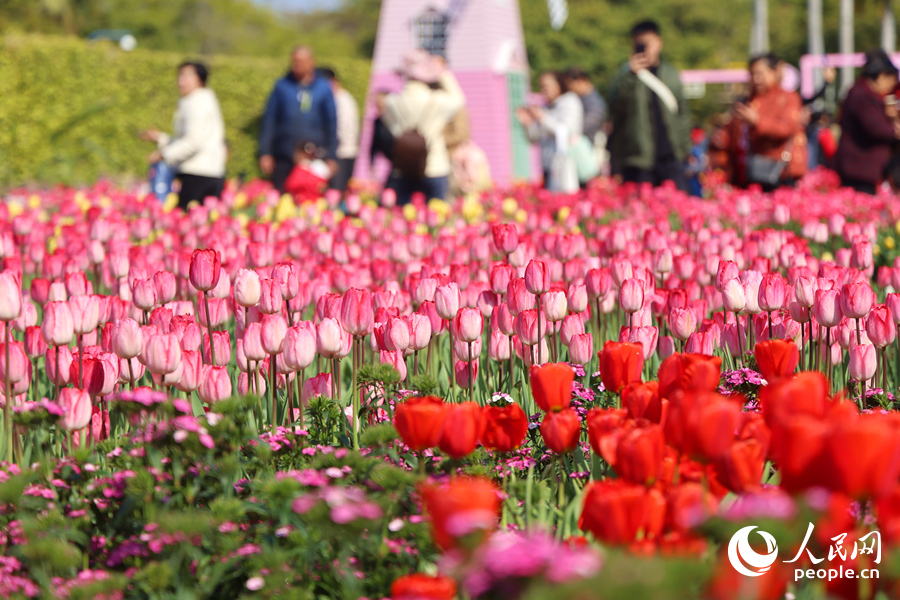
[724,54,808,191]
[834,49,900,195]
[516,72,586,193]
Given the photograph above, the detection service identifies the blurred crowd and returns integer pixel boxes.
[139,20,900,209]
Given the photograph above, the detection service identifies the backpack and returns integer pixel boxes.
[391,94,436,180]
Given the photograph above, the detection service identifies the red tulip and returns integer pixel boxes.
[657,353,721,400]
[189,249,221,292]
[597,341,643,394]
[754,339,799,382]
[664,391,742,462]
[540,408,581,454]
[621,381,664,423]
[615,423,665,485]
[438,402,486,458]
[481,402,528,452]
[394,396,447,451]
[420,476,499,550]
[530,362,574,412]
[579,479,656,545]
[391,574,457,600]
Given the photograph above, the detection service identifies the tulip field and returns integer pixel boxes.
[5,172,900,599]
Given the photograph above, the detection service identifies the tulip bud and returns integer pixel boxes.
[434,283,461,321]
[619,279,644,314]
[189,249,222,292]
[848,343,877,382]
[541,291,568,322]
[0,272,22,322]
[524,260,550,295]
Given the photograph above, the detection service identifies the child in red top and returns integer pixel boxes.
[284,141,331,202]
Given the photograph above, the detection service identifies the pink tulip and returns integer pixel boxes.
[234,268,262,308]
[619,279,644,314]
[668,307,697,341]
[0,272,21,322]
[379,350,407,381]
[12,302,37,333]
[851,240,873,270]
[721,279,746,313]
[653,248,673,275]
[722,323,746,357]
[45,345,73,386]
[317,317,343,357]
[541,291,568,322]
[758,274,786,312]
[113,318,142,359]
[203,330,232,366]
[685,331,715,355]
[414,278,437,306]
[198,365,232,403]
[58,388,92,431]
[69,295,100,336]
[628,326,659,361]
[585,268,612,300]
[434,283,460,321]
[566,284,588,314]
[65,272,89,297]
[848,343,877,382]
[153,271,177,305]
[175,350,202,392]
[282,326,316,371]
[131,278,156,311]
[42,301,74,347]
[258,279,284,315]
[515,309,545,346]
[488,331,510,362]
[524,260,550,295]
[814,289,843,328]
[560,314,585,346]
[260,314,287,355]
[455,358,478,388]
[506,278,536,316]
[490,264,515,295]
[840,282,875,320]
[455,307,483,343]
[118,357,145,384]
[887,293,900,325]
[144,333,182,375]
[340,288,374,337]
[794,276,818,309]
[304,373,332,399]
[382,316,409,353]
[172,316,202,352]
[715,260,739,293]
[0,342,26,384]
[272,262,300,301]
[189,249,221,292]
[866,305,897,348]
[407,314,432,351]
[568,333,593,365]
[24,326,47,359]
[741,271,763,314]
[492,223,519,254]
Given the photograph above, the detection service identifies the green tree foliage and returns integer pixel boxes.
[0,0,359,58]
[0,34,369,187]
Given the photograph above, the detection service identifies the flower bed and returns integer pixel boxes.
[1,175,900,599]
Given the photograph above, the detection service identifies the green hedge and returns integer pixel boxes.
[0,34,371,187]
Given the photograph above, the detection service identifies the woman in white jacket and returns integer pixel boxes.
[142,62,226,209]
[516,72,584,192]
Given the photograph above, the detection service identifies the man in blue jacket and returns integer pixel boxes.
[258,46,338,192]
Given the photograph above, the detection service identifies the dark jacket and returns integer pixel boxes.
[259,71,338,161]
[835,79,897,184]
[608,61,691,170]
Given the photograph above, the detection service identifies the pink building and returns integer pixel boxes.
[356,0,537,187]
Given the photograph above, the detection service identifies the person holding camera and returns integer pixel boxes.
[607,20,691,190]
[834,49,900,195]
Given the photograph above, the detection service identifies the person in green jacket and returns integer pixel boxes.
[608,20,691,191]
